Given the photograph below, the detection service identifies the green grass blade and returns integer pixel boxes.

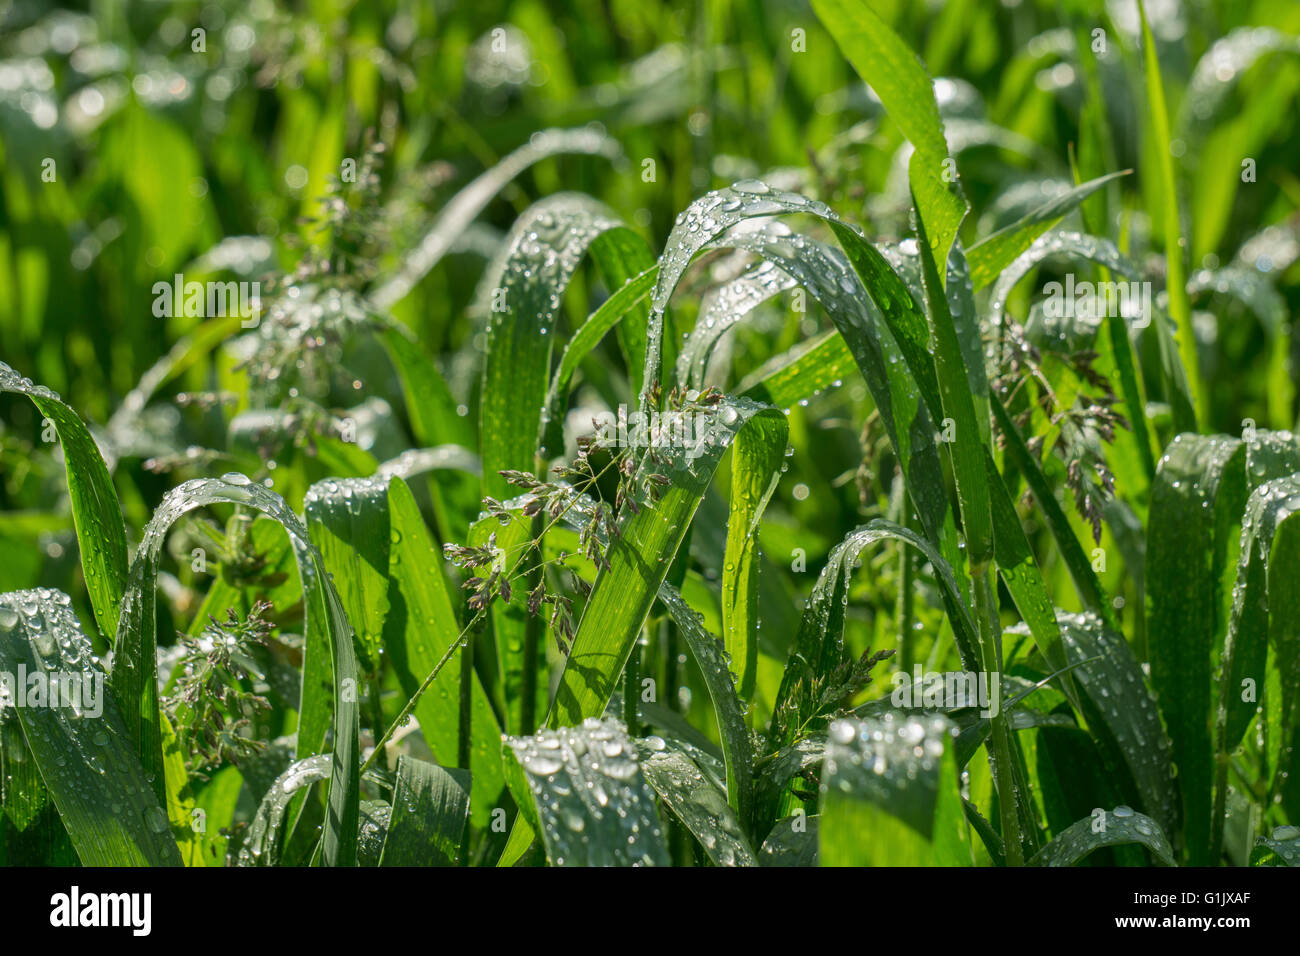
[820,715,968,866]
[384,477,504,829]
[548,398,786,728]
[1057,612,1178,836]
[539,264,658,460]
[479,195,638,502]
[966,171,1130,290]
[505,717,669,866]
[1138,0,1202,428]
[812,0,967,279]
[0,589,181,865]
[370,127,621,311]
[1146,433,1247,863]
[112,476,360,865]
[657,584,755,830]
[637,735,757,866]
[305,477,390,678]
[378,755,471,867]
[1029,807,1175,866]
[237,755,332,866]
[0,362,128,642]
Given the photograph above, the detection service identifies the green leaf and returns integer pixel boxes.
[637,735,756,866]
[0,589,181,866]
[1056,612,1178,836]
[548,398,786,728]
[819,715,968,866]
[657,584,754,830]
[505,717,669,866]
[1146,434,1247,863]
[479,195,642,502]
[0,361,128,643]
[1030,807,1175,866]
[538,264,658,460]
[1138,0,1202,427]
[812,0,968,279]
[305,476,391,676]
[379,755,471,867]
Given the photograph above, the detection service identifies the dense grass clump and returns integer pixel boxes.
[2,0,1299,868]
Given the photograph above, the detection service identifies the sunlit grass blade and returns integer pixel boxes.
[812,0,967,278]
[112,476,360,865]
[384,477,504,828]
[966,171,1129,290]
[0,361,128,643]
[237,755,332,866]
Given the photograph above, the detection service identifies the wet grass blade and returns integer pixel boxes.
[384,477,504,828]
[637,735,756,866]
[505,717,669,866]
[112,476,360,865]
[238,755,332,866]
[1029,807,1175,866]
[1146,434,1247,863]
[0,362,128,642]
[1057,612,1178,836]
[657,584,754,830]
[378,755,471,867]
[812,0,967,277]
[538,264,658,460]
[0,589,181,865]
[479,195,641,501]
[819,715,968,866]
[548,398,786,728]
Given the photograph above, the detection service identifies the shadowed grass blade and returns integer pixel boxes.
[637,735,756,866]
[820,715,967,866]
[379,755,471,867]
[1029,807,1175,866]
[1147,434,1246,863]
[0,589,181,865]
[505,717,669,866]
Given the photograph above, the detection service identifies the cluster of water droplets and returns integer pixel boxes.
[823,713,955,835]
[0,587,179,862]
[505,716,667,866]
